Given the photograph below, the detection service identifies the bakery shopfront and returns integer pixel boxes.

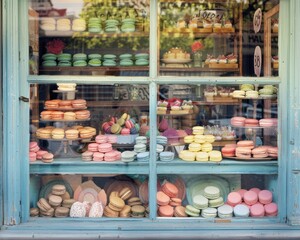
[2,0,300,239]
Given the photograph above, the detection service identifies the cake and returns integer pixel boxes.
[163,48,191,61]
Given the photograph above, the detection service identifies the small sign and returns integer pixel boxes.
[199,10,225,22]
[253,8,262,33]
[254,46,262,77]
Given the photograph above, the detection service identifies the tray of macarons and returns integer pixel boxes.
[230,117,278,129]
[221,140,278,161]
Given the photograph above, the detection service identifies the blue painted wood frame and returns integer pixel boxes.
[0,0,3,227]
[3,0,300,237]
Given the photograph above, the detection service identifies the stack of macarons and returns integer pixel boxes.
[102,54,117,66]
[72,18,86,32]
[134,53,149,66]
[226,188,278,217]
[259,85,277,97]
[105,19,119,33]
[231,117,277,127]
[73,53,88,67]
[179,126,222,162]
[82,140,121,162]
[29,141,50,163]
[101,113,140,136]
[121,18,136,32]
[157,181,185,217]
[34,184,74,217]
[88,54,102,67]
[88,18,102,33]
[40,17,56,31]
[119,53,134,66]
[42,53,57,67]
[57,53,72,67]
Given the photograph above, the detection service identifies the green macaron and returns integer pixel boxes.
[185,205,200,217]
[88,59,101,66]
[135,59,149,66]
[73,60,87,67]
[103,54,117,60]
[58,61,72,67]
[119,53,133,59]
[57,53,72,61]
[135,53,149,59]
[102,60,117,66]
[120,59,134,66]
[42,60,57,67]
[88,54,102,60]
[42,53,57,61]
[73,53,87,61]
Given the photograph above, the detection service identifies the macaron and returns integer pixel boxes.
[42,153,54,163]
[73,53,87,61]
[185,205,200,217]
[156,191,170,206]
[218,204,233,218]
[158,205,173,217]
[234,204,250,217]
[121,151,136,163]
[42,53,57,61]
[201,207,217,218]
[88,59,101,66]
[42,60,57,67]
[174,206,187,217]
[73,60,87,67]
[131,205,145,218]
[250,203,265,217]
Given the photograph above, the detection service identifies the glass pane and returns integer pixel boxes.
[156,174,278,218]
[30,174,149,218]
[159,0,279,77]
[28,0,150,76]
[156,83,278,218]
[29,83,150,218]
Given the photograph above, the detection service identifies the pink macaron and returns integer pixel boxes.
[120,128,130,135]
[250,203,265,217]
[227,192,242,207]
[258,190,273,204]
[243,190,258,205]
[267,147,278,158]
[88,143,99,152]
[221,146,236,157]
[244,118,259,127]
[259,118,277,127]
[29,141,40,152]
[101,122,111,134]
[235,147,252,158]
[98,143,113,153]
[29,152,37,162]
[249,187,261,195]
[104,150,120,162]
[95,135,108,144]
[125,119,134,129]
[93,152,104,161]
[36,150,48,160]
[252,146,269,158]
[230,117,246,126]
[237,189,247,200]
[264,202,278,216]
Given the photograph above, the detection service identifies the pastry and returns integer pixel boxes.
[250,203,265,217]
[51,128,65,139]
[192,194,208,209]
[264,202,278,216]
[57,19,71,31]
[131,205,146,218]
[42,153,54,163]
[72,19,86,32]
[81,151,93,161]
[243,191,258,205]
[156,191,170,206]
[92,152,104,162]
[185,205,200,217]
[203,20,212,28]
[209,150,222,162]
[196,152,209,162]
[233,204,250,217]
[258,190,273,204]
[217,204,233,218]
[88,18,102,33]
[158,205,173,217]
[227,192,242,207]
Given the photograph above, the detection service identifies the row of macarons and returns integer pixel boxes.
[39,17,140,33]
[35,126,97,140]
[231,117,278,127]
[221,141,278,159]
[42,53,149,67]
[44,99,87,109]
[232,84,277,98]
[40,110,90,121]
[29,141,53,163]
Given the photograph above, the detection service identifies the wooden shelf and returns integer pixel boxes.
[160,66,240,72]
[39,30,149,38]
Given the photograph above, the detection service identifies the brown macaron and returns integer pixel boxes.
[119,205,131,218]
[48,194,63,207]
[52,184,66,196]
[104,206,119,218]
[55,207,70,217]
[119,187,133,201]
[42,153,54,163]
[37,198,52,212]
[109,196,125,212]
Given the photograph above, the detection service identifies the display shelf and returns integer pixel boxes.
[156,159,278,174]
[36,137,90,141]
[39,66,149,74]
[231,125,277,130]
[160,66,240,72]
[39,30,149,38]
[30,158,149,174]
[44,107,87,111]
[88,100,149,108]
[39,118,90,122]
[161,30,237,38]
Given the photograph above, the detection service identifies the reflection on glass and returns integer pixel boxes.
[159,0,279,77]
[28,0,150,76]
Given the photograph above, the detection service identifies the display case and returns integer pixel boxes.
[7,0,300,238]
